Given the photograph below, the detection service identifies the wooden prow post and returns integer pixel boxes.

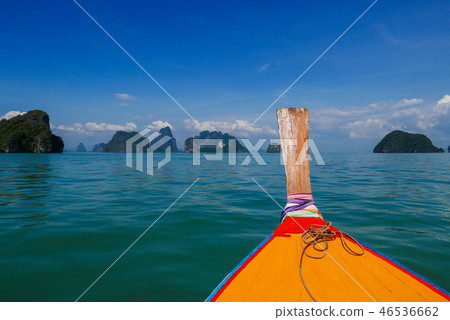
[276,108,312,194]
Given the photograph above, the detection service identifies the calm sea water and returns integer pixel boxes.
[0,152,449,301]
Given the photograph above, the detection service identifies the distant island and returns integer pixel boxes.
[373,130,444,153]
[266,143,281,153]
[184,131,248,153]
[0,110,64,153]
[101,126,178,153]
[92,143,105,152]
[76,143,86,152]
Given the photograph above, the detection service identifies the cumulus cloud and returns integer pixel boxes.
[184,119,277,137]
[55,121,137,135]
[344,119,387,139]
[310,95,449,139]
[56,123,84,132]
[437,94,450,106]
[1,111,26,120]
[434,94,450,118]
[54,119,176,136]
[394,98,424,108]
[114,93,136,100]
[146,120,173,130]
[84,122,137,132]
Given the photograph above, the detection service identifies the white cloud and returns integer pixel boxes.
[146,120,173,130]
[56,124,83,132]
[114,93,136,100]
[394,98,424,108]
[184,119,277,137]
[437,94,450,106]
[345,119,388,139]
[84,122,137,132]
[1,111,26,120]
[434,94,450,118]
[258,63,269,72]
[55,121,137,134]
[310,95,450,139]
[54,119,175,136]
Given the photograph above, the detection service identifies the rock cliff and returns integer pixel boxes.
[103,127,178,153]
[373,130,444,153]
[266,143,281,153]
[184,131,247,153]
[0,110,64,153]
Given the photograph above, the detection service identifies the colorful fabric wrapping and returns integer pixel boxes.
[280,193,321,222]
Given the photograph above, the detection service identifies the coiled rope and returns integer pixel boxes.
[299,222,365,302]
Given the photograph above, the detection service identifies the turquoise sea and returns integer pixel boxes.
[0,152,449,301]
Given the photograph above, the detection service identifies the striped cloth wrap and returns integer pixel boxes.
[280,193,322,222]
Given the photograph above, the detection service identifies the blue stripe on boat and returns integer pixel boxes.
[205,233,274,302]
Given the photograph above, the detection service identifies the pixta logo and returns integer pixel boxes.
[192,138,325,166]
[126,134,325,176]
[126,129,172,175]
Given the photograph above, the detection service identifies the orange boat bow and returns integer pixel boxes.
[207,217,450,302]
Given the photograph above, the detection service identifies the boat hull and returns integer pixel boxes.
[207,217,450,302]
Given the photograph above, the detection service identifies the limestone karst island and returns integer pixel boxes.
[373,130,444,153]
[0,110,63,153]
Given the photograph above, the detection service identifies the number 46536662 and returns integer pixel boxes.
[379,307,438,317]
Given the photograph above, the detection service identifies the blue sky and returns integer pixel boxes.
[1,0,449,151]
